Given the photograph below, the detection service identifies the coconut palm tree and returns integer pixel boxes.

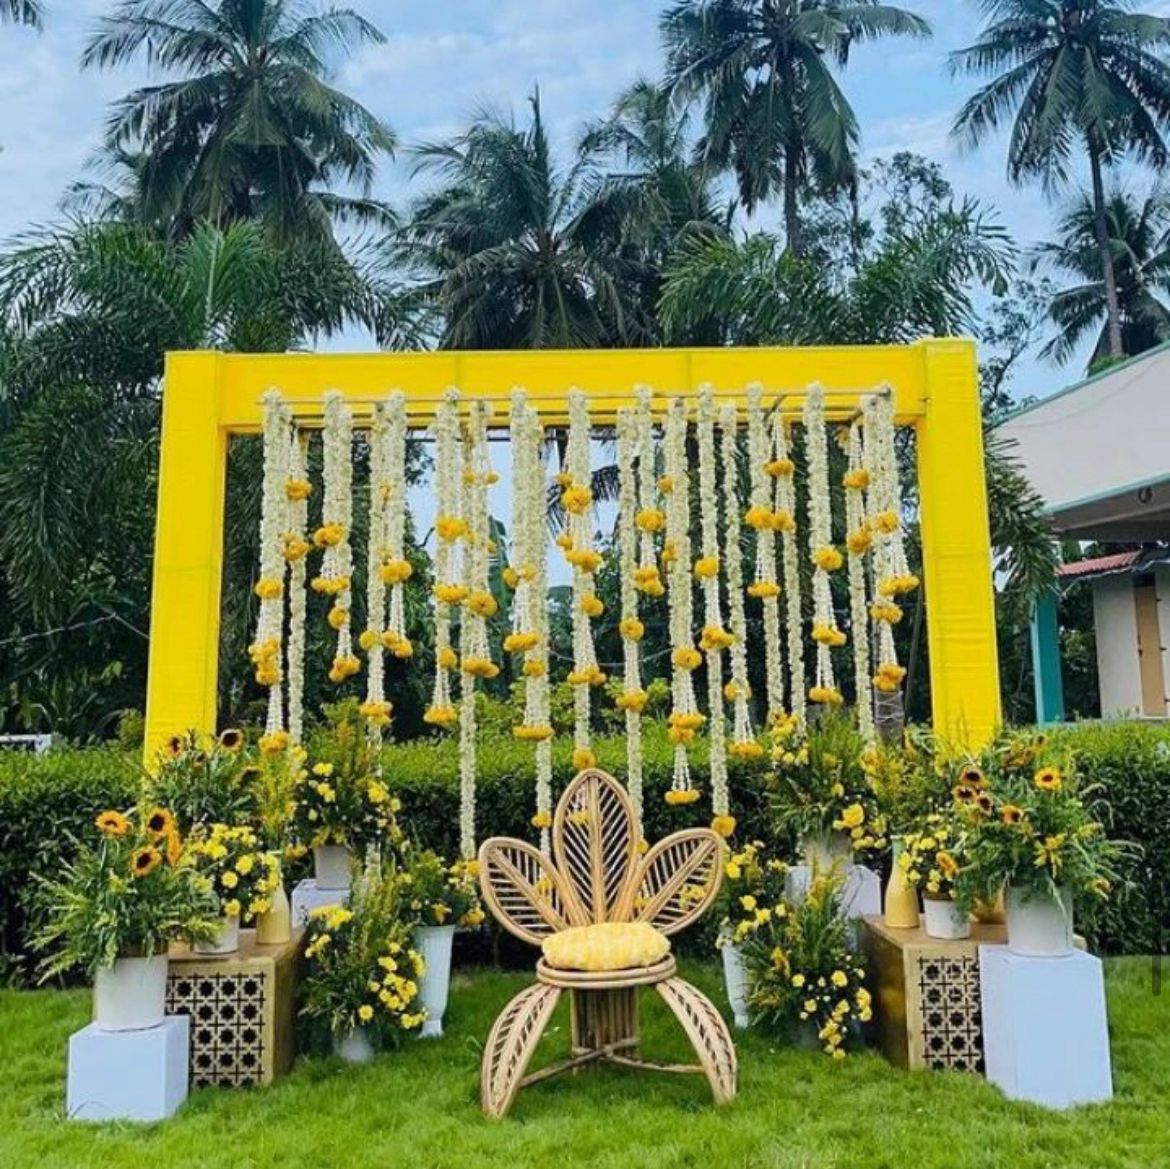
[1,1,42,27]
[398,90,634,349]
[950,0,1170,361]
[80,0,395,241]
[1034,185,1170,368]
[660,0,930,254]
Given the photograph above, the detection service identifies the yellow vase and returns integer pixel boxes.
[255,870,292,946]
[884,841,920,929]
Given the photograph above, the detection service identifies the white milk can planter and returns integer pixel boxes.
[313,845,353,892]
[93,954,169,1032]
[413,924,456,1038]
[193,914,240,956]
[1005,884,1074,957]
[922,896,971,941]
[333,1025,375,1064]
[721,942,751,1029]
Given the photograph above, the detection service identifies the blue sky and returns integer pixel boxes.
[2,1,1168,399]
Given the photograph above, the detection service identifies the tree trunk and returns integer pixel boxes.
[783,148,801,257]
[1088,140,1124,360]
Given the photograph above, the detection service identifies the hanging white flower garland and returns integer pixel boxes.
[696,386,734,835]
[804,385,845,708]
[313,391,359,688]
[745,385,785,720]
[772,412,806,728]
[664,397,702,806]
[253,390,291,751]
[844,418,875,743]
[561,390,606,772]
[284,427,310,744]
[864,391,917,699]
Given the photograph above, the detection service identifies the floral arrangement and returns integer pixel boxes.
[36,806,219,977]
[898,809,975,904]
[862,729,954,835]
[769,710,887,856]
[953,733,1125,909]
[147,728,256,832]
[300,858,426,1046]
[188,823,282,924]
[717,841,789,946]
[742,870,871,1056]
[293,703,401,852]
[400,848,484,928]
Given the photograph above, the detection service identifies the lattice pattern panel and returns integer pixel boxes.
[914,954,984,1073]
[167,970,268,1087]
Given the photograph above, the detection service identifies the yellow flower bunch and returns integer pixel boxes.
[512,724,554,742]
[503,631,541,654]
[285,477,312,502]
[378,558,413,585]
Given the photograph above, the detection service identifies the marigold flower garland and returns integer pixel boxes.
[864,391,917,698]
[663,397,701,806]
[426,390,463,730]
[745,385,785,719]
[314,392,358,687]
[720,403,762,765]
[697,386,732,835]
[508,391,554,850]
[458,401,498,858]
[563,390,605,772]
[253,390,291,744]
[803,385,845,708]
[773,413,806,728]
[285,428,310,743]
[634,387,666,603]
[844,418,875,743]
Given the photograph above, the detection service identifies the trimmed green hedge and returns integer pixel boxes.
[3,721,1168,984]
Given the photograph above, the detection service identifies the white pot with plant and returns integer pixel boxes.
[35,806,219,1032]
[898,811,972,940]
[189,824,283,954]
[300,857,427,1061]
[405,850,483,1038]
[716,842,788,1028]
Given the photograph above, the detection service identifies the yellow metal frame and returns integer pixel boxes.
[144,339,1000,757]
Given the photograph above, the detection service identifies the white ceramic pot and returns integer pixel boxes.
[922,896,971,941]
[92,954,168,1032]
[413,924,455,1039]
[193,914,240,956]
[313,844,353,892]
[799,831,852,873]
[721,942,750,1029]
[333,1025,376,1064]
[1005,884,1074,957]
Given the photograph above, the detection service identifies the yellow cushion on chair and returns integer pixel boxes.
[541,922,671,973]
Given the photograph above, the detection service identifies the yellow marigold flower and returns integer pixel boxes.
[555,532,574,551]
[812,545,844,572]
[580,593,605,618]
[668,725,696,745]
[672,647,702,671]
[809,685,844,706]
[635,507,666,533]
[281,534,311,562]
[837,803,865,831]
[724,681,749,700]
[811,622,846,647]
[616,689,649,713]
[130,845,161,879]
[668,711,706,730]
[633,565,665,596]
[879,572,920,597]
[358,629,378,652]
[437,647,458,670]
[467,590,498,617]
[378,558,413,585]
[96,810,131,837]
[501,566,520,589]
[433,583,470,605]
[359,699,393,727]
[554,471,572,488]
[843,468,871,491]
[872,663,906,692]
[699,625,735,651]
[765,458,795,478]
[846,527,873,555]
[436,515,467,541]
[771,509,797,533]
[1034,766,1062,792]
[664,788,701,805]
[512,724,554,742]
[521,658,547,678]
[870,600,903,624]
[744,504,773,531]
[936,850,959,879]
[566,665,607,687]
[310,574,349,596]
[259,729,289,754]
[423,705,458,727]
[693,556,720,580]
[729,740,765,760]
[328,655,361,684]
[561,484,593,514]
[747,580,781,600]
[530,810,553,830]
[657,475,675,494]
[462,655,500,680]
[313,522,345,549]
[873,510,900,535]
[711,814,737,838]
[566,548,603,573]
[327,605,349,631]
[285,477,312,502]
[357,1004,374,1023]
[253,576,283,600]
[504,631,541,654]
[572,746,597,771]
[619,616,645,642]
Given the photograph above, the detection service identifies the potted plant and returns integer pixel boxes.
[248,743,307,944]
[715,841,789,1028]
[769,710,887,868]
[957,735,1125,957]
[187,823,283,953]
[35,806,219,1031]
[899,810,975,939]
[740,870,873,1058]
[146,728,257,832]
[400,848,484,1038]
[300,857,426,1061]
[296,703,403,891]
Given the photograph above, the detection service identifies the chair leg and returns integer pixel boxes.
[656,977,738,1105]
[481,982,562,1119]
[570,987,639,1059]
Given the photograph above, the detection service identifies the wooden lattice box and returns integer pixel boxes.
[166,929,302,1088]
[858,916,1009,1074]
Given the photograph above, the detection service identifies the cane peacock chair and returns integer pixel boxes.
[477,768,737,1118]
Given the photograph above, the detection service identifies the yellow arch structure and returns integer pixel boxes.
[143,338,999,758]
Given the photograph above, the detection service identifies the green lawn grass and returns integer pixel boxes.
[1,959,1166,1169]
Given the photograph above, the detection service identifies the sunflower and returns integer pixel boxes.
[144,807,175,839]
[952,784,976,805]
[163,734,184,758]
[1000,804,1024,826]
[1033,767,1062,792]
[959,765,985,788]
[95,810,131,837]
[218,728,244,752]
[975,793,995,816]
[130,845,162,878]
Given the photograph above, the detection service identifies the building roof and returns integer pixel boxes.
[1057,551,1144,581]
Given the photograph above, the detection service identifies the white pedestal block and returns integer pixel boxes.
[291,878,347,926]
[979,946,1112,1109]
[67,1016,189,1122]
[785,864,880,919]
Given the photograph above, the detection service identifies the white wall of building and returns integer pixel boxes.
[1092,577,1143,717]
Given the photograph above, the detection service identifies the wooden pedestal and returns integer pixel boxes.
[858,915,1007,1074]
[166,929,303,1087]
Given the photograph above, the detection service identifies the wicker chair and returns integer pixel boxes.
[477,768,737,1118]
